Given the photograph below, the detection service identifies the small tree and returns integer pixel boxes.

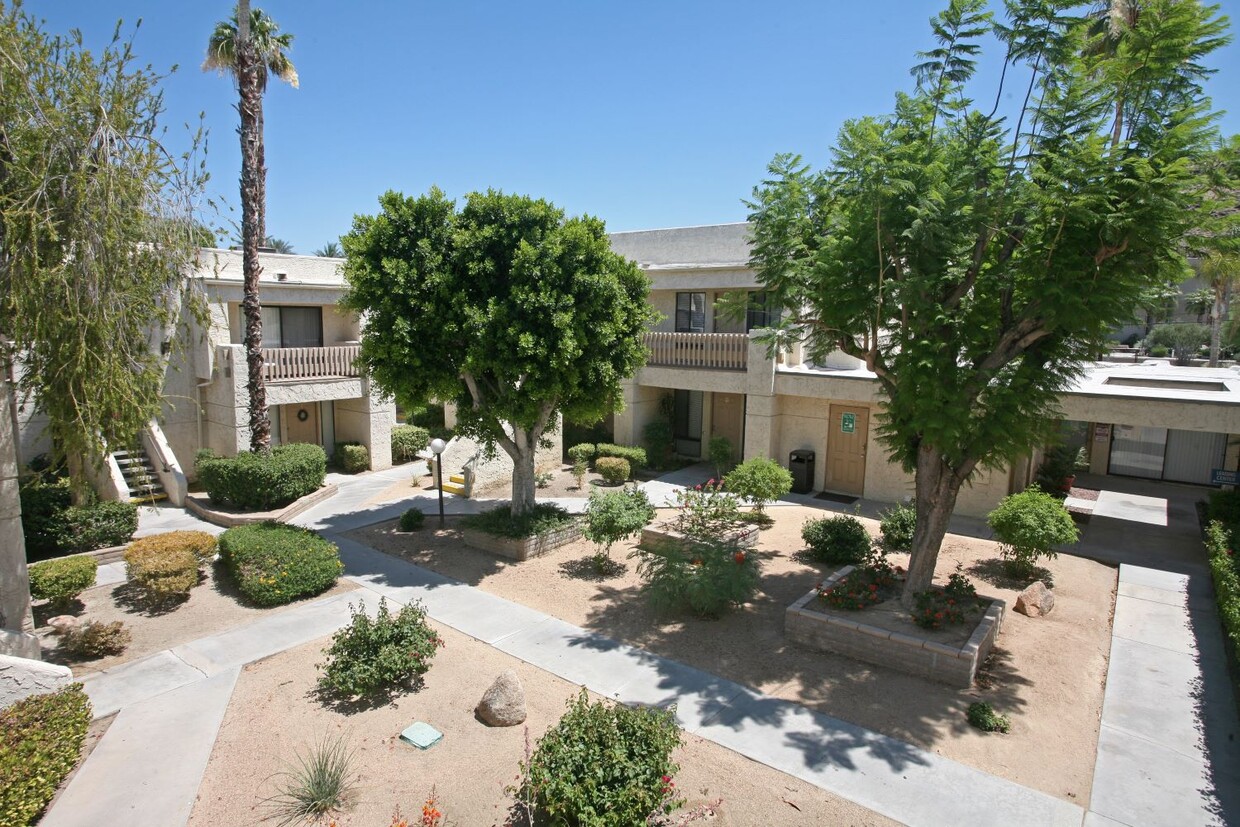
[708,436,734,479]
[342,190,655,515]
[1148,323,1210,364]
[583,488,655,570]
[723,457,793,514]
[987,487,1079,579]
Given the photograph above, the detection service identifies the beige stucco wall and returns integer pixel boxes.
[1060,393,1240,434]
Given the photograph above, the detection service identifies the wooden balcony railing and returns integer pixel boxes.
[262,345,361,381]
[644,332,748,371]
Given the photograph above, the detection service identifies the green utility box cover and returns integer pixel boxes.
[399,721,443,750]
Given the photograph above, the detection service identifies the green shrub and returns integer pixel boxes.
[595,456,631,485]
[879,501,917,551]
[399,508,425,532]
[61,501,139,553]
[987,487,1079,578]
[723,457,792,513]
[1209,489,1240,525]
[390,424,431,464]
[671,481,741,538]
[317,598,443,698]
[816,552,901,611]
[567,443,596,466]
[197,444,327,510]
[513,688,682,826]
[634,538,760,618]
[27,556,97,609]
[126,530,218,565]
[911,568,983,629]
[0,685,91,826]
[1206,521,1240,655]
[20,475,138,556]
[596,442,647,468]
[571,459,588,489]
[124,543,199,602]
[1148,345,1169,357]
[967,701,1011,733]
[333,442,370,474]
[461,503,575,539]
[802,515,872,565]
[1034,443,1077,496]
[583,488,655,563]
[708,435,733,477]
[643,419,674,470]
[18,475,72,556]
[535,470,554,488]
[59,620,131,660]
[218,522,342,606]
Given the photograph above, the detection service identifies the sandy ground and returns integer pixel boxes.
[35,562,358,677]
[366,464,628,506]
[350,505,1116,804]
[190,624,896,827]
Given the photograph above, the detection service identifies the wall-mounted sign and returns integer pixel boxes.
[1211,469,1239,486]
[1093,423,1111,443]
[841,413,856,434]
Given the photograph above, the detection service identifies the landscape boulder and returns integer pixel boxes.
[47,615,80,636]
[476,669,526,726]
[1014,581,1055,617]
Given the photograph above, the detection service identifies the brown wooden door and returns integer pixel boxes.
[285,403,320,445]
[710,392,744,458]
[826,405,868,495]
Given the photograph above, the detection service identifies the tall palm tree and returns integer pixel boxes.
[204,2,297,451]
[314,241,342,257]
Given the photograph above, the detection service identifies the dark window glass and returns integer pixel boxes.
[746,291,779,332]
[675,292,706,333]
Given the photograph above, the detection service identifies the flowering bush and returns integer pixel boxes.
[633,537,759,618]
[672,480,741,539]
[911,568,983,629]
[817,554,902,611]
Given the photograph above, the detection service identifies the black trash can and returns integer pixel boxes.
[789,449,815,494]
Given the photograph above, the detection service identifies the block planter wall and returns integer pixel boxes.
[639,522,759,553]
[461,520,583,562]
[785,566,1006,688]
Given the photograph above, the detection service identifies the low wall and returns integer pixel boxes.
[461,521,582,562]
[785,567,1005,688]
[639,522,760,552]
[185,484,338,528]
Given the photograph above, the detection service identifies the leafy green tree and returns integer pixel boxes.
[204,2,298,451]
[314,241,342,257]
[1148,322,1210,363]
[748,0,1228,601]
[1187,135,1240,364]
[0,8,207,495]
[583,488,655,569]
[342,189,655,514]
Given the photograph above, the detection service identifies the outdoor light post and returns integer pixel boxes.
[430,438,446,526]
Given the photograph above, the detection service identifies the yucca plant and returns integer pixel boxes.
[263,733,357,826]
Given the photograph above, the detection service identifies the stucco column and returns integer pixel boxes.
[0,374,39,659]
[612,379,640,447]
[743,331,780,462]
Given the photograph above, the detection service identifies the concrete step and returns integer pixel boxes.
[449,473,466,484]
[441,482,467,496]
[129,492,168,504]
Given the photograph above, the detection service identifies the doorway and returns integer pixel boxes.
[285,403,320,445]
[825,404,868,495]
[710,392,744,460]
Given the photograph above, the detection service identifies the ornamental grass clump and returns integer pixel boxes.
[27,555,97,610]
[218,522,342,606]
[0,684,91,827]
[987,487,1079,579]
[317,598,443,699]
[264,734,357,827]
[510,689,683,827]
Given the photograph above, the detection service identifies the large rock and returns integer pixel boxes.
[1015,581,1055,617]
[476,669,526,726]
[48,615,80,636]
[1,654,72,709]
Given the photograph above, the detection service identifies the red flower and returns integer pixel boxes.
[935,611,944,619]
[733,551,746,564]
[868,583,878,591]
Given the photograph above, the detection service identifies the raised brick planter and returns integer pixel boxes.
[785,566,1006,687]
[639,522,759,552]
[461,520,582,562]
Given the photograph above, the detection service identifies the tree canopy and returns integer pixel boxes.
[342,189,655,513]
[748,0,1229,598]
[0,6,208,495]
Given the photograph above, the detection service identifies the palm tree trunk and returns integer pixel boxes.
[1210,285,1224,367]
[237,3,270,452]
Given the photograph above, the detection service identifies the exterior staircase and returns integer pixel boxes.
[440,471,467,497]
[113,444,167,503]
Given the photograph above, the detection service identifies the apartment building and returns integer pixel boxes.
[608,223,1240,518]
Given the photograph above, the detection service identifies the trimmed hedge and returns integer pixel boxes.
[126,530,218,565]
[567,443,596,466]
[0,684,92,826]
[19,475,137,557]
[334,442,370,474]
[124,543,199,602]
[391,424,430,464]
[595,457,631,485]
[27,556,97,609]
[596,443,647,469]
[196,444,326,510]
[218,522,342,606]
[1206,521,1240,656]
[802,515,872,565]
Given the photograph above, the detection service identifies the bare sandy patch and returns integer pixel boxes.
[189,624,895,826]
[349,505,1115,805]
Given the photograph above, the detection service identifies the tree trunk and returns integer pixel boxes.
[901,443,968,607]
[237,21,270,452]
[1210,287,1224,367]
[510,447,537,516]
[0,371,38,658]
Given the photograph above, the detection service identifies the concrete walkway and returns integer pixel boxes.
[1088,565,1240,827]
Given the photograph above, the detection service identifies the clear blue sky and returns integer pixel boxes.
[26,1,1240,255]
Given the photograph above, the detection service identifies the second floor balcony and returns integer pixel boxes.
[644,332,748,371]
[262,345,361,382]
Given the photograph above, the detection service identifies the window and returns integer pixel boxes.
[675,292,706,333]
[261,306,323,348]
[673,389,703,456]
[746,291,779,332]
